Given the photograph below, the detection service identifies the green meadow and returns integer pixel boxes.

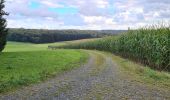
[4,42,65,52]
[0,42,88,93]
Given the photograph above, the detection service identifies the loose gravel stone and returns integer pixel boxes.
[0,50,169,100]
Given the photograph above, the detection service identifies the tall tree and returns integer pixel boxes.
[0,0,8,52]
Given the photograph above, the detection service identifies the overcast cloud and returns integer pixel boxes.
[5,0,170,30]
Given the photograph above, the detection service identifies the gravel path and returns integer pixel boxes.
[0,50,170,100]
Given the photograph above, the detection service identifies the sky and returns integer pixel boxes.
[4,0,170,30]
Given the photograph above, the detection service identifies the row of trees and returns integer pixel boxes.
[8,28,123,43]
[0,0,8,52]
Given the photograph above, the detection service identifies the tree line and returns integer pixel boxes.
[8,28,125,43]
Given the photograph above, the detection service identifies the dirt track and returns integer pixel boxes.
[0,50,170,100]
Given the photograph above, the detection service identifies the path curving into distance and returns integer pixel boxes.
[0,50,170,100]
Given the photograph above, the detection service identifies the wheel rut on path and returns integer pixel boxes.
[0,50,170,100]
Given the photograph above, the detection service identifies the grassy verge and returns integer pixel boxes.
[111,54,170,90]
[0,42,88,93]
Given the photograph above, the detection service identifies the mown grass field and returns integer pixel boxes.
[4,42,65,52]
[0,42,88,93]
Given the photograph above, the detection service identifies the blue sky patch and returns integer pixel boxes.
[29,1,41,9]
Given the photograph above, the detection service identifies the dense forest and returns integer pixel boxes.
[7,28,126,43]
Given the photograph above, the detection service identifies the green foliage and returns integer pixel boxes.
[7,28,123,43]
[0,0,9,52]
[56,24,170,71]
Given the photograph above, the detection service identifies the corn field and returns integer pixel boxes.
[52,25,170,71]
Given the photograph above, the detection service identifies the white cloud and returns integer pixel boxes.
[40,1,64,8]
[81,15,115,25]
[95,0,109,8]
[4,0,170,30]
